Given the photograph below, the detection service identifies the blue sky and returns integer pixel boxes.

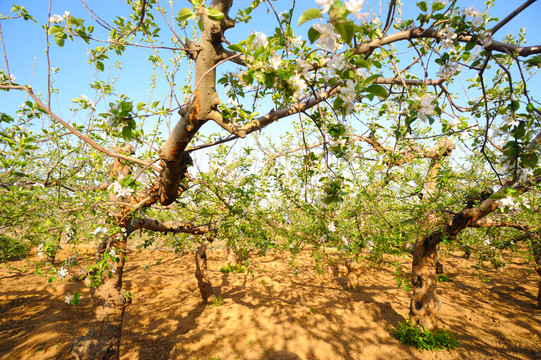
[1,0,540,148]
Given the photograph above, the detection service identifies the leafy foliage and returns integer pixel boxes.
[392,320,459,351]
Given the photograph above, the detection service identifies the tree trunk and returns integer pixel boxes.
[530,233,541,309]
[195,243,215,303]
[71,236,131,360]
[410,235,440,331]
[227,246,246,265]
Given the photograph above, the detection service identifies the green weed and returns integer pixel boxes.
[392,320,459,351]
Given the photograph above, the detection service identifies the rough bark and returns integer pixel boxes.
[71,236,131,360]
[345,260,362,291]
[226,246,246,265]
[409,185,509,329]
[195,243,216,303]
[410,234,441,330]
[530,232,541,309]
[158,0,234,206]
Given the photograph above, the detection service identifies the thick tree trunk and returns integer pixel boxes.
[410,234,441,331]
[71,236,131,360]
[195,243,215,303]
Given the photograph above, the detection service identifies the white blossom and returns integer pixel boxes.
[315,0,333,13]
[440,27,457,48]
[289,243,295,249]
[366,240,374,252]
[328,222,335,232]
[37,244,44,259]
[58,267,69,279]
[339,79,357,114]
[413,94,436,122]
[291,75,307,99]
[497,195,517,210]
[107,181,134,198]
[108,249,117,258]
[480,33,492,49]
[65,295,73,304]
[503,114,519,127]
[251,31,268,48]
[433,0,447,5]
[268,55,282,70]
[437,61,458,78]
[471,15,484,28]
[463,6,480,17]
[93,227,107,235]
[63,11,70,19]
[312,23,340,51]
[327,53,345,71]
[49,14,63,23]
[345,0,369,21]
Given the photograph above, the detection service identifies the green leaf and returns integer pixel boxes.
[504,187,518,196]
[48,25,63,35]
[228,44,244,53]
[298,8,321,25]
[465,38,477,51]
[364,84,389,98]
[432,2,445,11]
[308,26,320,43]
[122,126,132,142]
[207,7,225,21]
[333,22,354,45]
[54,32,66,47]
[137,102,145,111]
[96,61,104,72]
[417,2,428,12]
[177,8,194,22]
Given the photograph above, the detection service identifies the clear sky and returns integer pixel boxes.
[1,0,540,148]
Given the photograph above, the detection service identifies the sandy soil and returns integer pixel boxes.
[0,245,540,360]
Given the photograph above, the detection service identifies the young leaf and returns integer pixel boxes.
[298,8,322,25]
[207,7,225,21]
[364,84,389,98]
[177,8,194,23]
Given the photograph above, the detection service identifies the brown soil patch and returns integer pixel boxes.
[0,247,540,360]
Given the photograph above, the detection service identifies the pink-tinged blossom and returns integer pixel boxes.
[50,14,63,23]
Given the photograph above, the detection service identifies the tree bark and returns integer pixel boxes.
[195,243,216,303]
[71,235,131,360]
[410,233,441,330]
[530,231,541,309]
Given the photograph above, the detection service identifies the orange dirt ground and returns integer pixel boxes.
[1,245,540,360]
